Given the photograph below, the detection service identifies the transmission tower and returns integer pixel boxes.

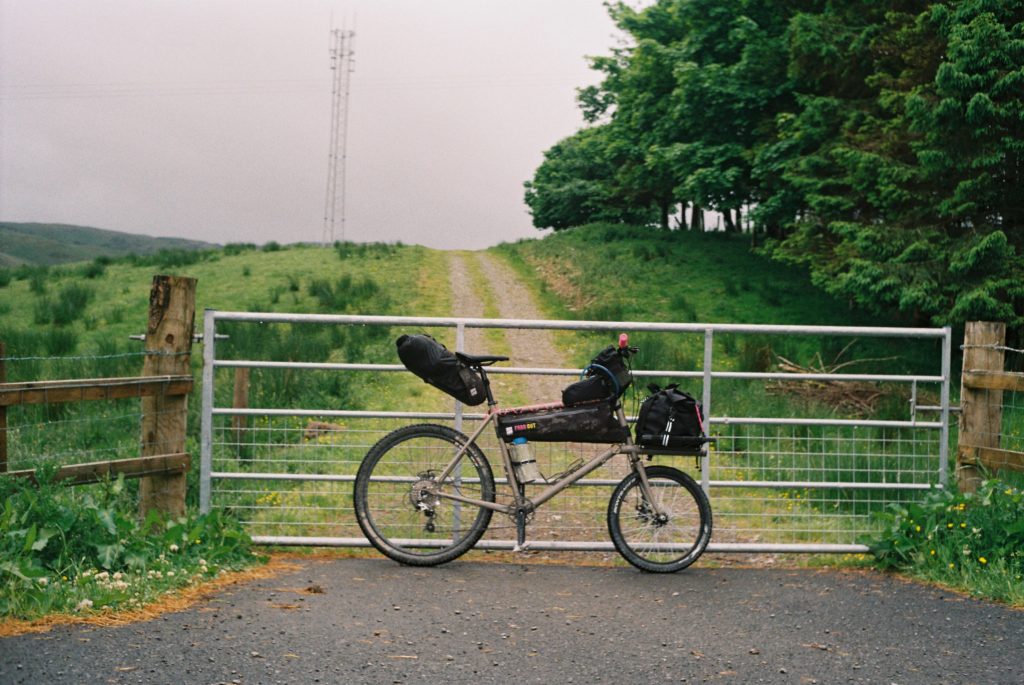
[322,27,355,246]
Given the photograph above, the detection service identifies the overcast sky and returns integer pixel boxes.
[0,1,624,250]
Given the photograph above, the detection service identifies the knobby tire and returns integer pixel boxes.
[354,424,495,566]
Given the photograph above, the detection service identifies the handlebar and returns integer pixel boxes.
[617,333,639,358]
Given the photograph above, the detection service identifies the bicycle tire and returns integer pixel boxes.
[607,465,712,573]
[354,424,495,566]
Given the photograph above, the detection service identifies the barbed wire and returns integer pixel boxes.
[960,344,1024,355]
[0,350,190,363]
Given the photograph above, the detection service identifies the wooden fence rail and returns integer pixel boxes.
[8,453,191,487]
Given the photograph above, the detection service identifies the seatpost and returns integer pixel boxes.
[478,365,498,407]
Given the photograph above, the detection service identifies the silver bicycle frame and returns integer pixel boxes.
[430,404,660,515]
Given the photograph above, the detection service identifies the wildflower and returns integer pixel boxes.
[169,544,179,553]
[979,557,987,565]
[113,572,123,581]
[947,523,954,529]
[198,559,207,566]
[37,577,49,587]
[948,563,955,569]
[76,599,94,611]
[167,571,175,577]
[960,523,967,529]
[915,525,921,533]
[930,550,936,556]
[95,571,109,582]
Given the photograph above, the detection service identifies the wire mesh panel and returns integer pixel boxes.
[201,311,953,554]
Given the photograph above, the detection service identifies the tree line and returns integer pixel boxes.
[524,0,1023,327]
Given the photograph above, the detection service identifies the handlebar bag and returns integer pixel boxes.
[635,384,707,454]
[396,334,486,406]
[562,345,633,406]
[497,400,628,444]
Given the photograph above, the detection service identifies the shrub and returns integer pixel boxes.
[307,274,381,311]
[42,329,79,356]
[223,243,257,256]
[81,260,107,279]
[29,269,48,294]
[0,268,12,288]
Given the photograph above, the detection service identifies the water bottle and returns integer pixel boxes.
[510,437,541,483]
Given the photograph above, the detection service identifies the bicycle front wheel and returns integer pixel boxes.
[607,465,712,573]
[354,424,495,566]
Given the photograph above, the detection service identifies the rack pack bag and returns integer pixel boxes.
[634,384,707,454]
[396,334,486,406]
[562,345,633,406]
[497,400,628,444]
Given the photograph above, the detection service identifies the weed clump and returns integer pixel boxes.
[863,478,1024,606]
[0,469,261,620]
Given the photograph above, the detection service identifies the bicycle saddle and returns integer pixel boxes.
[455,351,509,366]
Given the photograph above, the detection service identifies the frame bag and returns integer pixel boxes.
[635,384,707,454]
[396,334,486,406]
[497,401,628,444]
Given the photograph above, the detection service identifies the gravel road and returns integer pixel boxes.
[2,557,1022,685]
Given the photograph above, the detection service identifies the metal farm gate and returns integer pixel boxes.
[200,311,952,555]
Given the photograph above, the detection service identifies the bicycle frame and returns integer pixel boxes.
[430,403,661,517]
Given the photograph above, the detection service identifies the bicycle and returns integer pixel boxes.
[353,334,712,573]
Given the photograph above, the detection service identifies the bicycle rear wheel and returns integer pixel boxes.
[354,424,495,566]
[607,465,712,573]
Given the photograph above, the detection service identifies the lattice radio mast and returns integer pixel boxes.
[322,26,355,246]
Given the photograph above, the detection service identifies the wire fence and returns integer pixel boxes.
[0,347,189,473]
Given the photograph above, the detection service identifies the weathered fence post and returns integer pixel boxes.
[139,275,197,519]
[957,321,1006,493]
[0,342,7,473]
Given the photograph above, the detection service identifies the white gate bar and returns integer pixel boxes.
[212,406,941,430]
[211,358,944,385]
[213,471,937,491]
[209,310,948,339]
[250,535,870,554]
[200,308,216,514]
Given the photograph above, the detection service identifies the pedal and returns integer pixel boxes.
[515,507,528,550]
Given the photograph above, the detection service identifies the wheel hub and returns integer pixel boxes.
[409,476,440,513]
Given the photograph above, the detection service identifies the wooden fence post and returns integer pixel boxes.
[1,342,7,473]
[139,275,197,519]
[957,321,1006,493]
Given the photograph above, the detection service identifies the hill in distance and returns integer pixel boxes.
[0,222,217,267]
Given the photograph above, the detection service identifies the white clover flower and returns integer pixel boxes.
[113,572,123,581]
[95,571,109,582]
[37,577,49,587]
[169,544,179,553]
[76,599,94,611]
